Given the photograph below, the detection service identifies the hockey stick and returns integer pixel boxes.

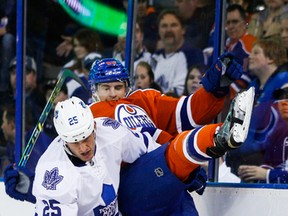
[18,69,88,167]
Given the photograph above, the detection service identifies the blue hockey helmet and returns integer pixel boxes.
[88,58,130,87]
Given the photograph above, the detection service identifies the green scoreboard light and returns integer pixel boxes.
[58,0,127,36]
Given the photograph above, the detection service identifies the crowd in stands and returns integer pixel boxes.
[1,0,288,185]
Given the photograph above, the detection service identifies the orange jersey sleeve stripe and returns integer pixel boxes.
[165,124,221,181]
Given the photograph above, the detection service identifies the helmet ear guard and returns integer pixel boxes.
[53,97,95,143]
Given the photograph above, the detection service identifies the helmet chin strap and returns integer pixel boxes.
[92,93,101,102]
[125,86,132,97]
[63,143,75,156]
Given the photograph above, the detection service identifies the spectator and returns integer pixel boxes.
[248,0,288,41]
[280,13,288,57]
[26,0,50,84]
[228,0,255,23]
[45,1,80,66]
[0,0,50,85]
[238,15,288,183]
[134,61,162,92]
[0,103,15,177]
[8,56,46,125]
[219,4,257,123]
[1,78,69,177]
[175,0,215,50]
[133,20,152,72]
[226,39,288,174]
[238,83,288,183]
[42,79,68,139]
[113,20,152,77]
[182,63,208,96]
[0,102,52,177]
[112,22,126,64]
[122,0,159,53]
[3,57,50,173]
[61,28,103,104]
[63,28,103,73]
[152,9,204,97]
[0,0,16,92]
[225,4,257,95]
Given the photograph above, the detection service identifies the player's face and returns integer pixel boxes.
[248,44,271,76]
[281,18,288,49]
[135,65,151,89]
[186,68,202,94]
[225,10,246,42]
[66,132,96,162]
[97,82,126,101]
[158,14,185,50]
[278,99,288,122]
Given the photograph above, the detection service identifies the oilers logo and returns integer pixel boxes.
[115,104,156,129]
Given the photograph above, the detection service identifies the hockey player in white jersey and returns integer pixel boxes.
[32,96,160,216]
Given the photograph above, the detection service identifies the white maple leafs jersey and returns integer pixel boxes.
[32,117,160,216]
[152,50,188,96]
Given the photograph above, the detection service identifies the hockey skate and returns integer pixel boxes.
[207,87,255,158]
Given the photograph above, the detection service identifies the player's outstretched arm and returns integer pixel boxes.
[4,163,36,203]
[187,53,243,125]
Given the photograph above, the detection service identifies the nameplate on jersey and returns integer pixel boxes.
[115,104,156,129]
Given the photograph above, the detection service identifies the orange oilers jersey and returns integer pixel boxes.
[89,87,225,144]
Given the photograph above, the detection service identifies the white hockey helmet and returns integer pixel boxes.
[53,96,94,143]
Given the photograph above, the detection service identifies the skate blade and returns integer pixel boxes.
[228,87,255,148]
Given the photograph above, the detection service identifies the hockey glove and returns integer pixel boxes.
[185,166,207,195]
[220,52,243,84]
[202,52,243,97]
[4,163,36,203]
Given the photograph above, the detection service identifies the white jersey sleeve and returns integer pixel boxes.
[95,117,160,163]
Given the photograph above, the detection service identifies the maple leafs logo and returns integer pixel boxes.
[42,167,64,190]
[102,118,120,130]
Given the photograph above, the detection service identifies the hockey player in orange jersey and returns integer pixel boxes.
[86,56,254,215]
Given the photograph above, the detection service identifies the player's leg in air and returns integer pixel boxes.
[118,87,255,215]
